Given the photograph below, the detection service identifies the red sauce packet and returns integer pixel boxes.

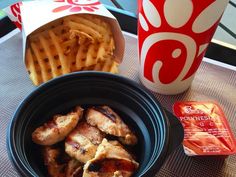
[173,101,236,156]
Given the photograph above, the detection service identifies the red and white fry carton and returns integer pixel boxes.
[2,2,22,30]
[173,101,236,156]
[4,0,125,64]
[22,0,124,63]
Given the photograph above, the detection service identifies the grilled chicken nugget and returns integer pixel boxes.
[43,145,70,177]
[66,158,83,177]
[83,139,139,177]
[32,106,83,145]
[86,106,137,145]
[65,122,105,163]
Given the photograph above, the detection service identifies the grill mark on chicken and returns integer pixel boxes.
[43,146,70,177]
[83,139,139,177]
[75,122,105,145]
[93,106,116,122]
[32,106,84,145]
[80,148,87,155]
[66,159,83,177]
[66,138,87,154]
[45,119,58,129]
[86,106,138,145]
[65,122,104,163]
[66,139,81,150]
[87,158,137,173]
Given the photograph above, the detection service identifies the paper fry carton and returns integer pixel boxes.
[4,0,125,85]
[20,0,124,62]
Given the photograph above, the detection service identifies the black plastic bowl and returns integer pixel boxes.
[7,72,183,177]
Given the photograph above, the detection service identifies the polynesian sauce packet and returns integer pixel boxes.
[173,101,236,156]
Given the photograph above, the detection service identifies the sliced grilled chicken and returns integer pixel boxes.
[86,106,137,145]
[43,145,70,177]
[66,158,83,177]
[32,106,83,145]
[65,122,105,163]
[83,139,139,177]
[76,121,105,145]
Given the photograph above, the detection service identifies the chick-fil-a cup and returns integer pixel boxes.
[138,0,229,94]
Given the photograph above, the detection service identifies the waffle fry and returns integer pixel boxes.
[64,15,115,61]
[82,57,119,74]
[26,14,118,86]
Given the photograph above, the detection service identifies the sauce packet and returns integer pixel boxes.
[173,101,236,156]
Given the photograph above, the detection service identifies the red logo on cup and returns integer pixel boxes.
[10,2,22,30]
[138,0,228,92]
[52,0,101,13]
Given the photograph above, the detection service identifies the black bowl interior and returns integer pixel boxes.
[7,72,170,177]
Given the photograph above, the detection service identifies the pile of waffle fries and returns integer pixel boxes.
[26,14,119,86]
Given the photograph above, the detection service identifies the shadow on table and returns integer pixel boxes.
[187,155,227,177]
[157,147,227,177]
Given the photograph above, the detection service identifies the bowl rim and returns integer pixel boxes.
[7,71,171,177]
